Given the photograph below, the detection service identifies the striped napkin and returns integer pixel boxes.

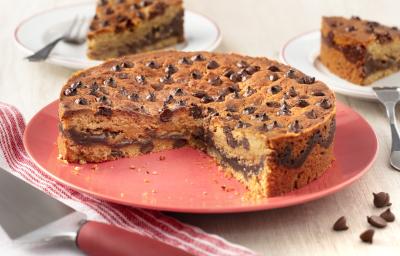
[0,102,256,256]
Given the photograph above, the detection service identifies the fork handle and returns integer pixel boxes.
[383,102,400,152]
[25,37,64,62]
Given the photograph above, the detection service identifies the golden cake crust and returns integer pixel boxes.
[59,51,336,197]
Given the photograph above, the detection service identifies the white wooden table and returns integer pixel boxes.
[1,0,400,255]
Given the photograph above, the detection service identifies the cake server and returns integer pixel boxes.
[373,87,400,170]
[0,168,191,256]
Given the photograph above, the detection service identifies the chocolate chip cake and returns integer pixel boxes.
[87,0,184,60]
[321,16,400,85]
[58,51,336,198]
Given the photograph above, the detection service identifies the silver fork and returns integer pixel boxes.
[26,16,87,62]
[373,87,400,171]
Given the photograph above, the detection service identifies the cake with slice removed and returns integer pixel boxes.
[320,16,400,85]
[87,0,184,60]
[58,51,336,198]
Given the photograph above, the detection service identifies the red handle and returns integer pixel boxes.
[76,221,192,256]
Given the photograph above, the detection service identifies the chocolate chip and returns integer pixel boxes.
[146,92,156,102]
[96,107,112,116]
[189,104,203,119]
[289,120,302,133]
[104,77,116,87]
[223,69,234,78]
[99,0,108,6]
[351,15,361,20]
[173,88,184,96]
[70,81,83,90]
[146,60,159,69]
[258,123,270,132]
[367,21,380,27]
[173,139,187,148]
[135,75,146,85]
[208,75,222,86]
[227,84,240,93]
[191,54,205,62]
[367,216,387,228]
[117,73,129,79]
[215,94,225,102]
[255,113,269,121]
[225,104,238,112]
[135,10,145,20]
[159,108,173,122]
[312,91,325,96]
[360,229,374,244]
[245,66,260,75]
[128,93,139,101]
[269,73,279,82]
[270,85,282,94]
[74,98,88,105]
[305,110,317,119]
[105,7,114,15]
[139,0,152,7]
[391,26,398,31]
[116,14,128,23]
[278,101,291,115]
[298,76,315,84]
[242,138,250,149]
[243,106,256,115]
[380,208,395,222]
[193,91,207,98]
[266,101,280,108]
[165,64,178,75]
[89,82,99,96]
[101,20,109,27]
[64,88,77,96]
[236,120,251,129]
[229,73,242,82]
[206,60,219,69]
[345,25,356,32]
[191,70,202,79]
[244,86,256,97]
[285,69,296,79]
[333,216,349,231]
[201,95,214,103]
[97,95,111,105]
[373,192,391,208]
[296,99,309,108]
[319,99,332,109]
[268,65,280,72]
[176,100,186,107]
[236,60,249,68]
[160,74,173,84]
[267,121,281,130]
[288,87,297,97]
[140,141,154,154]
[206,107,219,117]
[376,32,392,44]
[178,57,193,65]
[164,94,174,105]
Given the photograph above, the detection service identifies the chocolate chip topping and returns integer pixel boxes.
[96,106,112,116]
[296,99,310,108]
[379,208,395,222]
[367,215,387,228]
[140,141,154,154]
[191,54,205,62]
[333,216,349,231]
[206,60,219,69]
[189,104,203,119]
[128,93,139,101]
[159,108,173,122]
[319,99,332,109]
[288,120,302,133]
[165,64,178,75]
[305,110,318,119]
[268,65,280,72]
[178,57,193,65]
[244,86,256,97]
[191,70,202,79]
[146,92,156,102]
[236,60,249,68]
[104,77,116,87]
[173,87,184,96]
[373,192,391,208]
[266,101,280,108]
[270,85,282,94]
[243,106,256,115]
[255,113,269,121]
[312,91,325,96]
[298,76,315,84]
[223,69,234,78]
[74,98,88,105]
[345,25,356,32]
[135,75,146,85]
[360,229,374,244]
[208,75,222,86]
[229,73,242,82]
[278,102,291,116]
[146,60,159,69]
[285,69,296,79]
[288,87,297,97]
[160,74,173,84]
[121,62,133,68]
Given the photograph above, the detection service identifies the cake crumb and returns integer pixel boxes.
[57,154,63,160]
[79,159,87,164]
[129,165,136,170]
[151,189,158,193]
[202,191,208,196]
[159,155,166,161]
[91,164,98,171]
[144,179,150,183]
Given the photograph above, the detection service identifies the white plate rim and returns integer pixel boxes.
[14,1,223,69]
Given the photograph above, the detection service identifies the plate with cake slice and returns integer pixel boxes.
[23,51,378,213]
[281,16,400,100]
[14,1,222,70]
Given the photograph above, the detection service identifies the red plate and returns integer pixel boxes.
[24,101,378,213]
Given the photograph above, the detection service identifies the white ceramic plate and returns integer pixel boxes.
[14,2,222,70]
[280,30,400,100]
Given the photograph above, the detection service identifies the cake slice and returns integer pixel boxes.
[58,51,336,198]
[320,16,400,85]
[87,0,184,60]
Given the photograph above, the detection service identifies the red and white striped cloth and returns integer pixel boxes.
[0,102,257,256]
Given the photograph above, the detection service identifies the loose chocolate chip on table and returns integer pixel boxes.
[319,99,332,109]
[297,99,309,108]
[135,75,146,85]
[208,76,222,86]
[191,54,205,62]
[360,229,374,244]
[165,64,178,75]
[128,93,139,101]
[191,70,202,79]
[178,57,193,65]
[146,92,156,102]
[268,65,280,72]
[146,60,159,69]
[206,60,219,69]
[380,208,395,222]
[332,216,349,231]
[270,85,282,94]
[367,215,387,228]
[243,106,256,115]
[236,60,249,68]
[373,192,391,208]
[289,120,302,133]
[74,98,88,105]
[159,108,173,122]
